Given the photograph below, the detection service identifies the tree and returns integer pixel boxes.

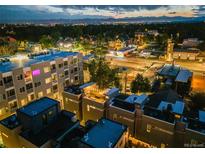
[51,31,61,43]
[130,74,151,93]
[88,57,120,89]
[39,35,54,49]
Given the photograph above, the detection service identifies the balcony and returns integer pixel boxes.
[7,95,16,102]
[25,77,32,83]
[4,82,14,89]
[51,68,56,73]
[27,88,33,94]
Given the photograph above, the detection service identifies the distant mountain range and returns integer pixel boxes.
[1,16,205,24]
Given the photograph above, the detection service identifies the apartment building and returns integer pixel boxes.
[62,82,94,120]
[107,94,148,137]
[0,97,80,148]
[80,118,128,148]
[0,51,83,119]
[63,83,119,124]
[0,97,128,148]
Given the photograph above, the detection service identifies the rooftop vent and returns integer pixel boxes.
[84,133,89,142]
[108,141,113,148]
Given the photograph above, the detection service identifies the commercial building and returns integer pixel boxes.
[173,48,200,61]
[0,51,83,119]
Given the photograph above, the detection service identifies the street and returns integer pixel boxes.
[108,56,205,93]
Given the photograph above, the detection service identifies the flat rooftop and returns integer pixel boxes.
[64,82,95,95]
[20,110,79,147]
[0,51,78,73]
[147,89,182,108]
[157,64,180,77]
[0,114,21,130]
[111,94,135,112]
[175,69,193,83]
[187,110,205,134]
[111,94,148,112]
[83,84,118,104]
[17,97,59,117]
[81,118,126,148]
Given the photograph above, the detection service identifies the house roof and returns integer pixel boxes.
[175,69,193,83]
[17,97,59,117]
[81,118,126,148]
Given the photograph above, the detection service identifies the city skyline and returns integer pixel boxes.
[0,5,205,23]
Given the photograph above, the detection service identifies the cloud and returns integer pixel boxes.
[0,5,203,22]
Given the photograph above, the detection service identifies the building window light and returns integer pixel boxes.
[46,88,51,94]
[45,77,51,84]
[87,105,90,112]
[44,67,50,73]
[147,124,152,133]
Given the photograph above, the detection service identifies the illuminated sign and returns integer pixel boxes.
[32,69,41,76]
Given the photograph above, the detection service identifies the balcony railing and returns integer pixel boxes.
[4,82,14,89]
[7,95,16,102]
[27,88,33,94]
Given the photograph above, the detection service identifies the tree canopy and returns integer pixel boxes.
[130,74,151,93]
[88,57,120,89]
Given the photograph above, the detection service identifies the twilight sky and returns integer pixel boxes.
[0,5,205,21]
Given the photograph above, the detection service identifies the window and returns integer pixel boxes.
[74,67,78,72]
[46,88,51,94]
[191,139,198,145]
[147,124,152,133]
[58,63,63,68]
[26,83,33,90]
[3,76,13,84]
[53,85,58,91]
[21,99,26,106]
[0,94,6,101]
[34,82,41,87]
[64,61,68,66]
[37,91,43,98]
[72,58,78,64]
[7,89,15,98]
[51,64,56,70]
[113,114,117,121]
[9,101,17,109]
[71,69,74,74]
[45,77,51,84]
[64,70,69,76]
[19,87,25,93]
[17,74,23,80]
[32,69,41,76]
[0,80,3,86]
[74,76,78,81]
[52,74,57,81]
[87,105,90,112]
[44,67,50,73]
[28,94,34,102]
[24,71,31,81]
[59,73,64,79]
